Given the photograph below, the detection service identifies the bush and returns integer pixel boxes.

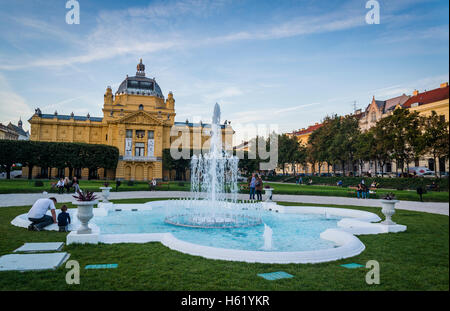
[127,180,134,186]
[178,182,185,187]
[34,180,44,187]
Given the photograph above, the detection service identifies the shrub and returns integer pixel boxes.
[276,175,449,191]
[178,182,185,187]
[34,180,44,187]
[127,180,134,186]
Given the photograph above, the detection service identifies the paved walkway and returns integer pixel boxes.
[0,191,448,216]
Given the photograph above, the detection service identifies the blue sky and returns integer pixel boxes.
[0,0,448,142]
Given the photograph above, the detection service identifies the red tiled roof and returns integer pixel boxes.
[292,123,323,136]
[403,85,449,108]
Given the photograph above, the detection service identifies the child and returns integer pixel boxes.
[57,205,71,232]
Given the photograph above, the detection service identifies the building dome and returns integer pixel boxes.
[115,59,164,99]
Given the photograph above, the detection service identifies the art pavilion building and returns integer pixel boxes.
[25,59,233,181]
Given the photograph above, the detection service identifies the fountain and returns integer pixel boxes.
[164,103,263,229]
[262,224,273,250]
[11,102,406,263]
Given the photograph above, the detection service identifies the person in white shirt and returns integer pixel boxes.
[27,197,58,231]
[56,178,65,194]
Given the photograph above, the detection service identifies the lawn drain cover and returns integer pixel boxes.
[257,271,293,280]
[85,264,118,269]
[340,263,365,269]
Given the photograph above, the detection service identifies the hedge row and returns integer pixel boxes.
[0,140,119,179]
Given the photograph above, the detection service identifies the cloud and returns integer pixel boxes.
[0,0,367,70]
[0,74,33,131]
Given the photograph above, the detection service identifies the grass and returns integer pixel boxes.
[0,179,448,202]
[0,198,447,290]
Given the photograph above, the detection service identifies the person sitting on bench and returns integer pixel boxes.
[27,197,58,231]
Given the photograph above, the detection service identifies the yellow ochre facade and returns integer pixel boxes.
[26,59,233,181]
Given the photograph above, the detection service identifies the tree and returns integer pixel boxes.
[326,114,360,176]
[354,131,375,176]
[0,140,19,179]
[277,134,300,175]
[423,111,449,177]
[307,123,330,175]
[376,108,424,174]
[370,125,392,177]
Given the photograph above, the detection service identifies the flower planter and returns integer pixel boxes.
[100,187,112,203]
[380,199,399,225]
[73,200,98,234]
[264,188,274,202]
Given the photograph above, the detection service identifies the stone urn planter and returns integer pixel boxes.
[74,200,98,234]
[100,186,112,203]
[380,199,399,225]
[264,188,274,202]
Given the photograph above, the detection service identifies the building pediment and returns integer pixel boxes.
[114,110,164,126]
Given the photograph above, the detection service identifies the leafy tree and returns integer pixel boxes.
[277,134,300,174]
[423,111,449,177]
[376,108,424,174]
[370,125,392,177]
[354,130,375,175]
[0,140,19,179]
[326,114,360,176]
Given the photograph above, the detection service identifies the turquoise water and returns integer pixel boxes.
[93,207,341,252]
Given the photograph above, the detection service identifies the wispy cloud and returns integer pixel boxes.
[0,74,33,131]
[0,0,368,70]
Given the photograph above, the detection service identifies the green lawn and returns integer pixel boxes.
[0,198,447,290]
[0,179,448,202]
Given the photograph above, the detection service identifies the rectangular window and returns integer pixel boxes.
[126,130,133,138]
[148,130,154,139]
[135,143,145,157]
[440,115,446,123]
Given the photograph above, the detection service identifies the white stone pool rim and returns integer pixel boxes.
[11,202,407,264]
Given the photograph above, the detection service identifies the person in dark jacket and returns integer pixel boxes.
[255,174,263,201]
[416,186,424,202]
[57,205,71,232]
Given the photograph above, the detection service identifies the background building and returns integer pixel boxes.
[25,60,233,181]
[0,123,19,140]
[283,82,449,176]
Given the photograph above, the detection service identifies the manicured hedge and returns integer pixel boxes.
[0,140,119,179]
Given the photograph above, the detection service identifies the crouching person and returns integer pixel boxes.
[27,197,58,231]
[58,205,71,232]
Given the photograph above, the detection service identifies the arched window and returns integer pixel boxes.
[139,104,143,110]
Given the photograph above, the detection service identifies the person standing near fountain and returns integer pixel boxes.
[255,174,263,201]
[248,173,256,200]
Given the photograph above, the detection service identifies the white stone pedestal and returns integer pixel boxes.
[264,188,274,202]
[67,226,100,245]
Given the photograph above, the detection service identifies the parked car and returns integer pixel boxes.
[408,167,435,177]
